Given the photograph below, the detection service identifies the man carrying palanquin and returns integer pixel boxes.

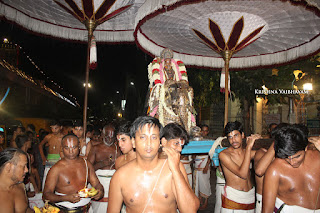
[147,48,196,132]
[254,141,275,213]
[107,116,199,213]
[43,134,103,213]
[160,123,192,187]
[219,121,260,212]
[262,124,320,212]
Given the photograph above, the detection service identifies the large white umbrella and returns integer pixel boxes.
[0,0,145,42]
[134,0,320,126]
[0,0,145,131]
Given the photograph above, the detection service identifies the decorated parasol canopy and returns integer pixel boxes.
[134,0,320,126]
[0,0,145,131]
[0,0,144,42]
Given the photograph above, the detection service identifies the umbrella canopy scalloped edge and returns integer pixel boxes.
[0,1,134,42]
[134,0,320,69]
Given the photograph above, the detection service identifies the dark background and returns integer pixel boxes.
[0,20,153,120]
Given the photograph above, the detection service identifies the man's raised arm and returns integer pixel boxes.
[309,136,320,151]
[219,135,258,179]
[254,142,275,177]
[164,147,200,213]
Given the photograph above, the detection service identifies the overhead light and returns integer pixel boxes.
[83,83,92,88]
[303,83,313,91]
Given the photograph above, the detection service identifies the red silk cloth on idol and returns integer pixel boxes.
[221,194,255,210]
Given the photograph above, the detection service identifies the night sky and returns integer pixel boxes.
[0,20,152,110]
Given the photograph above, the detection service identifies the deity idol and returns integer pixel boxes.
[147,48,196,132]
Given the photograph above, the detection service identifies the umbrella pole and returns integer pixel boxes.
[223,51,232,127]
[83,33,91,135]
[83,20,97,135]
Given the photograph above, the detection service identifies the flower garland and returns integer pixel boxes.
[147,57,194,131]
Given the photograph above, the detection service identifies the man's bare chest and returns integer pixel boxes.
[122,174,175,207]
[0,188,26,213]
[58,167,87,188]
[48,136,62,147]
[230,154,245,167]
[96,146,117,160]
[279,169,319,195]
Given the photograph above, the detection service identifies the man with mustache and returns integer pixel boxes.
[88,124,120,212]
[0,148,33,212]
[219,121,260,212]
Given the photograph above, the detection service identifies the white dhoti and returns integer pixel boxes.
[42,156,60,190]
[181,156,192,187]
[28,193,44,209]
[221,186,255,213]
[214,170,225,213]
[90,169,115,213]
[255,193,262,213]
[274,197,320,213]
[55,192,91,209]
[193,155,211,198]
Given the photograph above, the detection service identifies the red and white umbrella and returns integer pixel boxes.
[0,0,145,131]
[0,0,144,42]
[134,0,320,125]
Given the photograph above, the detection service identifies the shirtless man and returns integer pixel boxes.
[72,120,86,157]
[10,126,24,148]
[43,134,103,212]
[85,129,101,157]
[0,148,33,213]
[254,142,275,213]
[107,116,200,213]
[115,122,136,170]
[160,123,192,187]
[39,120,63,165]
[262,124,320,212]
[39,120,64,191]
[219,121,260,212]
[88,124,120,212]
[15,134,40,196]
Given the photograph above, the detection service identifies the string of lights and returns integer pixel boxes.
[2,39,79,106]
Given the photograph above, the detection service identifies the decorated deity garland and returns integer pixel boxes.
[147,55,195,131]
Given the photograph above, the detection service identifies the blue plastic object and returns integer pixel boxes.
[212,147,227,166]
[181,140,214,154]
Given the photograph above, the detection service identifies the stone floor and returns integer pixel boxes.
[198,168,217,213]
